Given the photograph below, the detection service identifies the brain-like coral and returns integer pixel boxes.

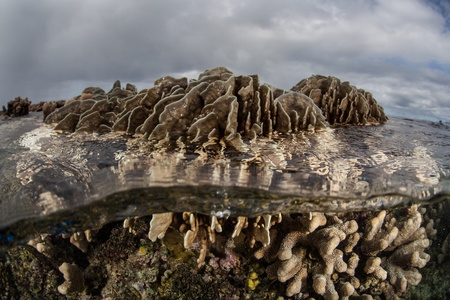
[44,67,387,149]
[291,75,388,125]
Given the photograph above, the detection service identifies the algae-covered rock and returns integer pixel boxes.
[1,245,62,299]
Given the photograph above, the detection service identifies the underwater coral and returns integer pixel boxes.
[1,204,446,299]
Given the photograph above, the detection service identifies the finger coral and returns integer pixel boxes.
[138,207,431,298]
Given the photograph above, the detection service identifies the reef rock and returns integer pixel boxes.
[291,75,388,125]
[3,96,31,118]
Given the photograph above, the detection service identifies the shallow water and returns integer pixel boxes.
[0,113,449,246]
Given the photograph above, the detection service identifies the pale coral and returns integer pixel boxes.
[70,231,90,253]
[148,212,173,242]
[362,210,398,256]
[364,257,387,280]
[57,262,85,295]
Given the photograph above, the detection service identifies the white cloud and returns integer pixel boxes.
[0,0,449,121]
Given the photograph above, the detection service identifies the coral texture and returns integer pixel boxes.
[57,262,85,295]
[44,67,386,150]
[1,206,438,299]
[144,206,431,299]
[291,75,388,125]
[2,96,31,118]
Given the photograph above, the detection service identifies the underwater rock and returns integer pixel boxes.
[291,75,388,125]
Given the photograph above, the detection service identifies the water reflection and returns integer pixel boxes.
[0,115,449,232]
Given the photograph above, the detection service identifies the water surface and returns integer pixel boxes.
[1,113,449,246]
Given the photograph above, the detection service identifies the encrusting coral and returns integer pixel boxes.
[44,67,387,151]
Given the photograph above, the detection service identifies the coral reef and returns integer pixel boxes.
[0,204,442,299]
[291,75,388,125]
[141,206,432,299]
[1,96,31,118]
[1,68,442,299]
[44,67,386,150]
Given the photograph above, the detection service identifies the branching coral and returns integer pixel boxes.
[360,205,431,296]
[240,207,430,298]
[22,205,433,298]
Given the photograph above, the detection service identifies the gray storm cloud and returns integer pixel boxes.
[1,0,449,121]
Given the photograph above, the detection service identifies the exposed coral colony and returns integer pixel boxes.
[2,67,447,299]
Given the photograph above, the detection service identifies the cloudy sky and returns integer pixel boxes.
[1,0,449,121]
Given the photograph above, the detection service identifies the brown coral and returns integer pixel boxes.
[249,207,432,298]
[44,68,390,152]
[44,67,331,150]
[360,205,431,295]
[4,96,31,118]
[291,75,388,125]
